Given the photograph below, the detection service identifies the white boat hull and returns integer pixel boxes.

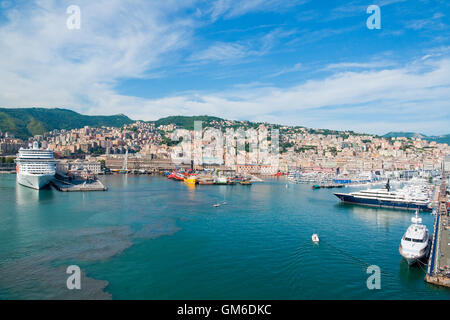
[17,173,54,190]
[399,243,429,266]
[402,253,428,266]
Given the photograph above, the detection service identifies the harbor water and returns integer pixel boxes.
[0,174,449,299]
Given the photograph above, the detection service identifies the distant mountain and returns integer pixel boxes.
[0,107,133,139]
[383,132,426,139]
[383,132,450,145]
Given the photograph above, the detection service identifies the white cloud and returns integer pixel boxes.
[208,0,308,21]
[114,56,450,135]
[188,42,250,62]
[189,28,295,63]
[268,63,302,78]
[0,0,196,112]
[0,1,449,135]
[324,61,395,70]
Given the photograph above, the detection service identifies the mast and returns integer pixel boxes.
[122,149,128,171]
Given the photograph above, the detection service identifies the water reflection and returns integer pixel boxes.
[337,202,413,227]
[15,181,54,206]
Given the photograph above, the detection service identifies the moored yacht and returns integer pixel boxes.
[334,180,432,211]
[399,211,430,266]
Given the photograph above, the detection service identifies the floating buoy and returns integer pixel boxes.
[312,234,320,243]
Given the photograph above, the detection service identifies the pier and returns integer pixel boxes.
[51,178,108,192]
[425,166,450,288]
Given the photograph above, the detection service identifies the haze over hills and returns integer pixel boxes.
[383,132,450,145]
[0,108,449,146]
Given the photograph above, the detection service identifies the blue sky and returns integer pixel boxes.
[0,0,449,135]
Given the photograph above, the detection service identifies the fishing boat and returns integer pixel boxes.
[215,176,227,185]
[168,171,177,179]
[198,178,215,185]
[174,173,186,181]
[184,176,197,185]
[240,179,252,185]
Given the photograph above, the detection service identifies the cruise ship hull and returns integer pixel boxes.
[334,193,431,211]
[17,173,54,190]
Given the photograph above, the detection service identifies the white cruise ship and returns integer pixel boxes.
[15,142,57,190]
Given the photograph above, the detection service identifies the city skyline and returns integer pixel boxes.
[1,107,449,139]
[0,1,449,135]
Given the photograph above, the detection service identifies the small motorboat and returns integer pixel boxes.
[213,203,221,207]
[312,234,320,243]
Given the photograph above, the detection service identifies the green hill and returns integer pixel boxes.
[0,108,133,139]
[153,115,225,130]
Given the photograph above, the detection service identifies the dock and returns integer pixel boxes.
[51,178,108,192]
[425,166,450,288]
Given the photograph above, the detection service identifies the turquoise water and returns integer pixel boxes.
[0,174,449,300]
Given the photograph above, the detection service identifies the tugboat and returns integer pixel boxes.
[399,210,430,266]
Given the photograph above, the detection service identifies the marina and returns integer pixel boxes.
[1,174,449,299]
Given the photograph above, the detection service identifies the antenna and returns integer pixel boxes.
[385,178,390,192]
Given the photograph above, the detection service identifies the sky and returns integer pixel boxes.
[0,0,449,135]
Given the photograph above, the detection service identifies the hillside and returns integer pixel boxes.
[1,108,449,145]
[153,115,225,131]
[0,108,133,139]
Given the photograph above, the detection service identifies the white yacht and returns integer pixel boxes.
[334,180,432,211]
[15,142,57,190]
[399,211,430,266]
